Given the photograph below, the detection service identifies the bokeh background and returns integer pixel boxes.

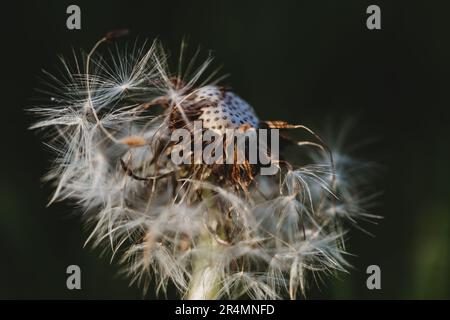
[0,0,448,299]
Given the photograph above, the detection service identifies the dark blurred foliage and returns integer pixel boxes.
[0,0,448,299]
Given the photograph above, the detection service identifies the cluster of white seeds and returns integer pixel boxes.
[30,39,375,300]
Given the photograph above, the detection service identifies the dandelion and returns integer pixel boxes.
[30,32,378,299]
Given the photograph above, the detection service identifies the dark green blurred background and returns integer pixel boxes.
[0,0,448,299]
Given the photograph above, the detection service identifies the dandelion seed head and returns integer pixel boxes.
[30,35,378,299]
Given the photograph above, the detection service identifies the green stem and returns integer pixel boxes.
[186,233,220,300]
[186,189,221,300]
